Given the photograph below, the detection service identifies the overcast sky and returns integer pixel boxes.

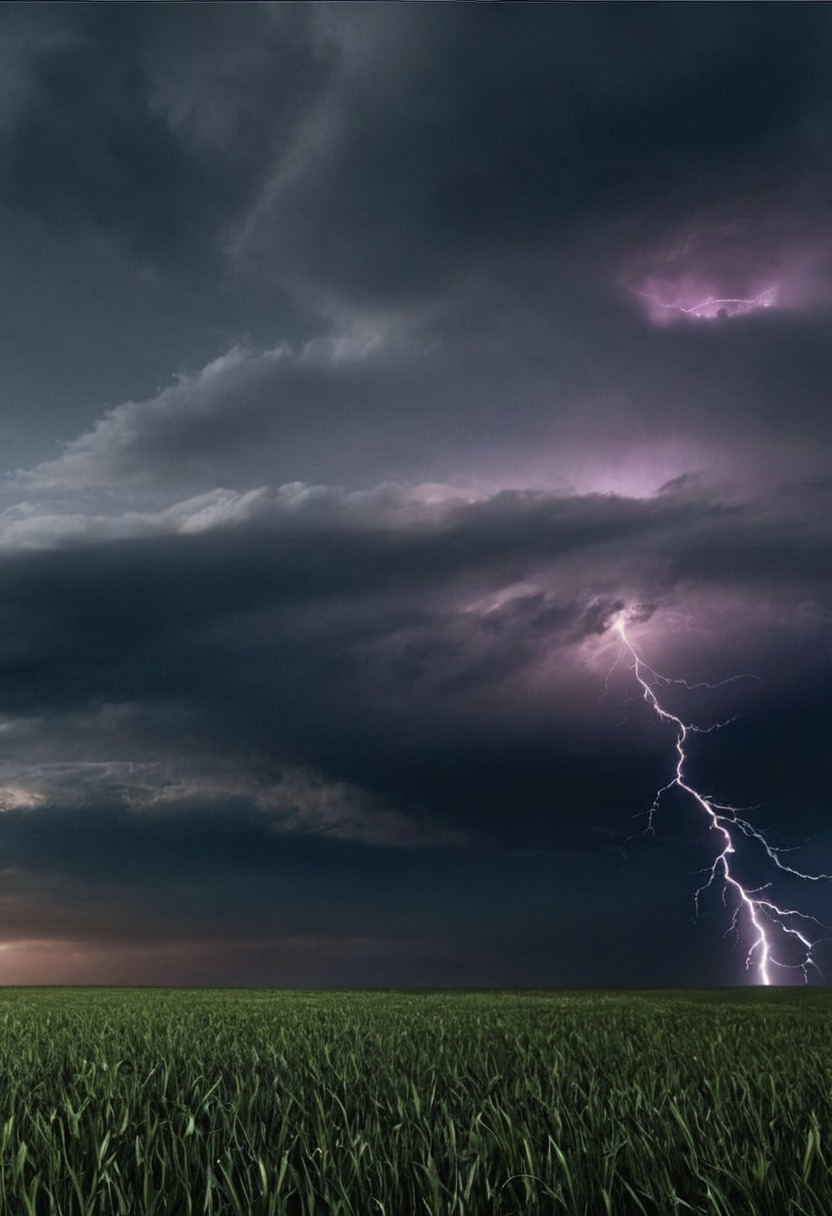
[0,2,831,986]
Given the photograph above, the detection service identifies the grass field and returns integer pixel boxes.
[0,987,829,1214]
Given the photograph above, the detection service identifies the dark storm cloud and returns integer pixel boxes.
[0,484,759,698]
[242,4,832,305]
[0,481,828,861]
[15,294,832,514]
[0,4,332,473]
[3,3,832,498]
[1,4,831,985]
[0,4,333,261]
[4,3,829,300]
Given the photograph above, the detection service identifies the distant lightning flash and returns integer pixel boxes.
[611,609,830,985]
[642,286,777,321]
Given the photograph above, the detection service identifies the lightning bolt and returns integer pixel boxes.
[641,286,776,320]
[611,609,830,985]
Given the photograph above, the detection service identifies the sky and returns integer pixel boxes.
[0,2,831,987]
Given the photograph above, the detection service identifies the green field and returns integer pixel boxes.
[0,987,830,1214]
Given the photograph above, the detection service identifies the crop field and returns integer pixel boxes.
[0,987,830,1215]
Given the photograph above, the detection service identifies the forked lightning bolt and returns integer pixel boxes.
[611,610,829,985]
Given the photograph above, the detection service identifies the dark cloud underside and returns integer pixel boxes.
[0,3,829,985]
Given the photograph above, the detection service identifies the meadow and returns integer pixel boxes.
[0,987,829,1215]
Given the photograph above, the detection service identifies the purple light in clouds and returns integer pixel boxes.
[639,280,778,326]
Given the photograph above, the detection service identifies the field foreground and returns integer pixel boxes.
[0,987,830,1214]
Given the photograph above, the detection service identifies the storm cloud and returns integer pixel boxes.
[0,3,830,985]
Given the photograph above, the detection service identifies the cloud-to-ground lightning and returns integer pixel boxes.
[610,608,829,985]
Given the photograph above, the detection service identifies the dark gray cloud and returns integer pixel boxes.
[0,481,827,848]
[240,4,832,305]
[0,4,830,985]
[0,4,333,261]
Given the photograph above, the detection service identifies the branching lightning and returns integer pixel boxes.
[611,608,830,985]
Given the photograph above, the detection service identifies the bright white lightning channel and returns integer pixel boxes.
[611,610,829,985]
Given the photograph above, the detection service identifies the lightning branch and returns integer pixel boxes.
[611,609,829,984]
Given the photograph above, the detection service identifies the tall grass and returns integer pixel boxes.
[0,987,829,1214]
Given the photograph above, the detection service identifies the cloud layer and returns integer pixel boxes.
[0,4,830,984]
